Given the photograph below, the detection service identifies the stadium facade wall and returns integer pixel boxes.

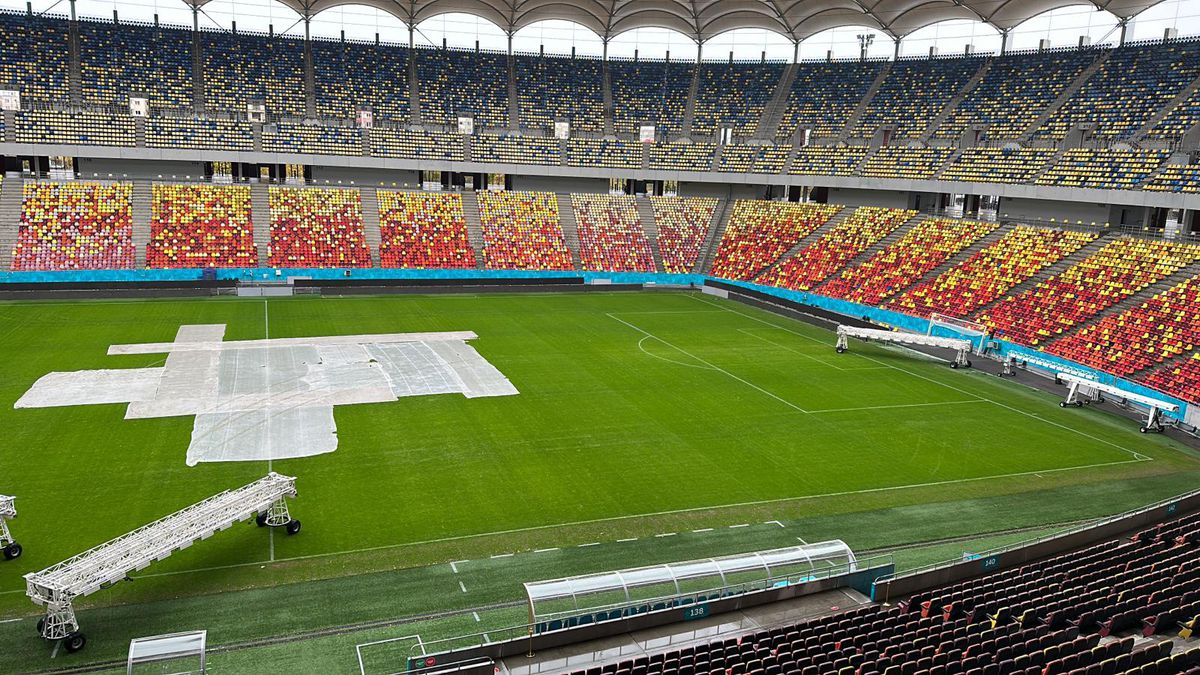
[826,188,914,210]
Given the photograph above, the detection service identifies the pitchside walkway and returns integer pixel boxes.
[498,589,871,675]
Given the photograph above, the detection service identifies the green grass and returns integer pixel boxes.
[0,290,1197,672]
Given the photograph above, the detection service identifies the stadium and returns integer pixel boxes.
[3,0,1200,671]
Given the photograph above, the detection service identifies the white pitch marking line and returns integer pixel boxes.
[617,537,638,543]
[796,536,809,545]
[489,553,514,559]
[458,581,468,593]
[0,617,21,624]
[473,611,481,622]
[737,328,855,371]
[50,641,61,659]
[482,633,491,644]
[450,561,459,574]
[608,313,811,414]
[264,299,275,561]
[692,528,714,533]
[809,400,986,414]
[766,520,785,528]
[534,547,560,553]
[655,532,677,538]
[578,542,601,547]
[730,523,750,528]
[692,294,1153,462]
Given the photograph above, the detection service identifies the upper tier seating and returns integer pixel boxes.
[1149,85,1200,140]
[262,124,363,156]
[1034,149,1169,190]
[821,218,997,305]
[11,182,134,271]
[146,183,257,269]
[569,528,1200,675]
[369,129,462,161]
[859,146,953,180]
[1141,352,1200,404]
[0,11,69,102]
[201,30,305,116]
[472,135,560,165]
[267,187,371,268]
[935,49,1097,140]
[651,196,717,274]
[415,47,507,129]
[758,207,916,291]
[312,39,410,121]
[476,191,573,271]
[789,146,867,176]
[850,57,984,139]
[710,201,841,281]
[939,147,1056,184]
[777,61,885,139]
[515,54,604,134]
[567,139,643,169]
[980,238,1200,346]
[377,191,476,269]
[1144,164,1200,193]
[888,226,1097,319]
[146,118,254,151]
[691,61,783,137]
[572,194,655,273]
[78,20,192,110]
[649,143,716,171]
[609,59,693,136]
[1037,41,1200,141]
[15,110,135,146]
[1048,275,1200,377]
[718,145,791,173]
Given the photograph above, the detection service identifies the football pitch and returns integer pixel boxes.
[1,289,1198,670]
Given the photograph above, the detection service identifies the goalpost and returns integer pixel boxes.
[927,313,990,353]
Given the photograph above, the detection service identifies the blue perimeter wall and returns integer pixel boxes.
[0,268,1188,421]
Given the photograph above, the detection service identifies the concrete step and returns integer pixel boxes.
[755,63,798,140]
[1136,71,1200,140]
[251,183,272,265]
[634,196,663,273]
[130,181,153,269]
[359,187,382,266]
[921,57,993,142]
[696,194,733,276]
[971,229,1113,318]
[460,190,486,269]
[0,173,24,270]
[556,193,583,270]
[681,63,701,137]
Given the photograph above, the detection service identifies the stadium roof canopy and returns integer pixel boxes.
[226,0,1165,41]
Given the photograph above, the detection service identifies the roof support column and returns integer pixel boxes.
[792,39,799,64]
[1118,18,1130,46]
[1000,29,1010,55]
[893,36,901,60]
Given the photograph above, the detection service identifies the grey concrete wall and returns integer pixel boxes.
[827,188,912,209]
[681,182,768,200]
[310,165,421,188]
[75,157,207,181]
[997,197,1113,225]
[512,174,609,194]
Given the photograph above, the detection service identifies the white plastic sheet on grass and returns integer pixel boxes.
[16,325,519,466]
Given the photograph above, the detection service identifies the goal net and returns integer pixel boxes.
[927,313,989,352]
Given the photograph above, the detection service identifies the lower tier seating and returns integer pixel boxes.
[146,183,257,268]
[710,201,841,282]
[859,147,953,180]
[377,191,477,269]
[477,191,573,271]
[1141,353,1200,405]
[820,218,997,305]
[1144,165,1200,193]
[11,182,134,271]
[1034,149,1169,190]
[571,194,655,273]
[651,196,718,275]
[267,187,371,268]
[1048,275,1200,377]
[888,226,1097,319]
[980,238,1200,347]
[758,207,915,291]
[789,146,866,176]
[15,110,135,146]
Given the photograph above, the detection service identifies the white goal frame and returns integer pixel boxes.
[927,313,989,353]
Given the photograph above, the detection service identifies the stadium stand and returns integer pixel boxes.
[1034,148,1170,190]
[776,60,886,139]
[718,144,792,173]
[789,145,868,176]
[1047,275,1200,377]
[567,139,643,169]
[938,147,1057,184]
[476,191,573,271]
[710,201,841,281]
[888,226,1097,319]
[0,11,69,103]
[934,49,1097,140]
[758,207,916,291]
[146,117,254,152]
[201,30,306,116]
[571,194,655,273]
[1144,164,1200,193]
[267,187,371,268]
[1037,40,1200,141]
[1148,85,1200,140]
[691,61,784,137]
[609,59,693,136]
[312,38,410,121]
[1141,352,1200,404]
[146,184,257,268]
[15,110,135,147]
[262,124,363,156]
[859,146,953,180]
[820,218,997,305]
[11,182,134,271]
[369,129,463,161]
[78,19,192,110]
[979,238,1200,346]
[514,54,604,134]
[377,191,476,269]
[471,134,560,165]
[415,47,507,129]
[651,196,718,274]
[649,143,717,171]
[850,57,984,139]
[569,528,1200,675]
